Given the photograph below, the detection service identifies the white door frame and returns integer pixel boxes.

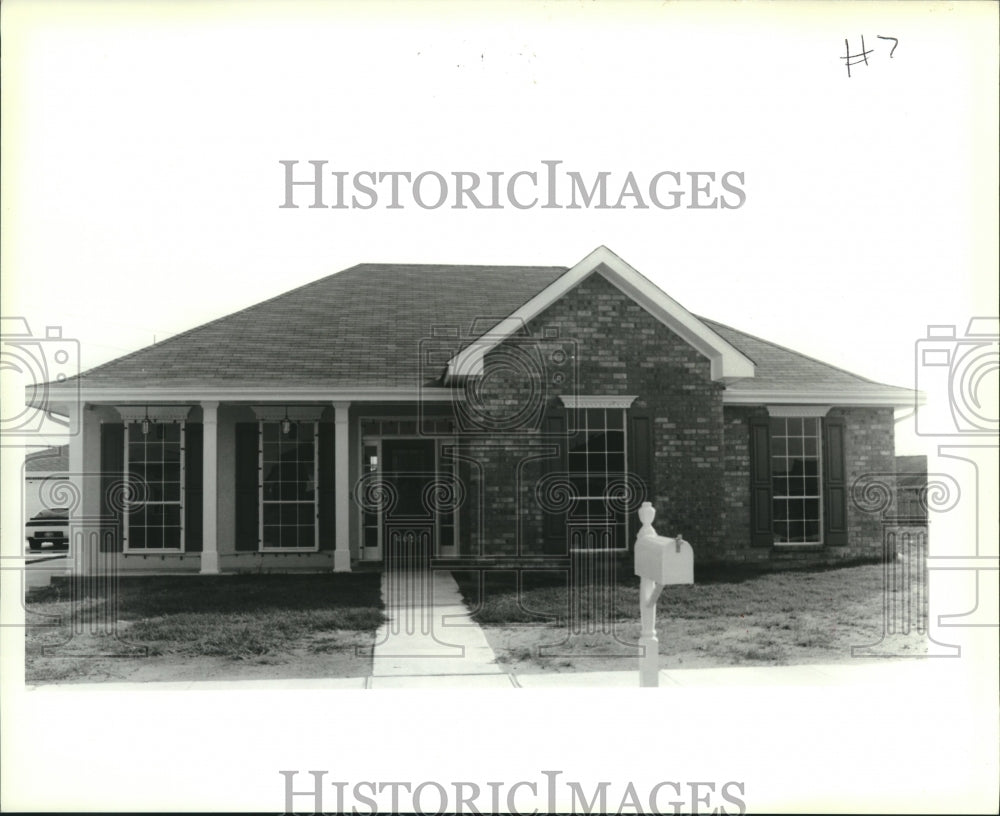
[359,432,459,561]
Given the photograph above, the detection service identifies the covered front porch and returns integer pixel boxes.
[61,388,465,576]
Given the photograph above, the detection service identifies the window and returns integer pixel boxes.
[260,421,318,550]
[750,412,846,548]
[124,421,184,550]
[770,417,822,544]
[360,418,455,436]
[361,443,380,554]
[567,408,628,550]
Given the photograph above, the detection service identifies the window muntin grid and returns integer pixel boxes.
[566,407,628,550]
[124,421,185,551]
[770,416,823,544]
[359,418,455,437]
[259,421,318,550]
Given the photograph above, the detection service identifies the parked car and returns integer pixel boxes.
[25,508,69,552]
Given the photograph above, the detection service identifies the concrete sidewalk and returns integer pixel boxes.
[25,657,966,692]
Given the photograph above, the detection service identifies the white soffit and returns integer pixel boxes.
[723,388,918,408]
[445,245,756,383]
[38,387,465,417]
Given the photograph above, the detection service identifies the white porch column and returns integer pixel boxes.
[200,401,220,574]
[66,401,86,576]
[65,402,101,576]
[333,400,352,572]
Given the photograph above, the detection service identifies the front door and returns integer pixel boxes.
[362,437,458,564]
[383,439,434,566]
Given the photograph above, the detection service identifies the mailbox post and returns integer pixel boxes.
[634,501,694,687]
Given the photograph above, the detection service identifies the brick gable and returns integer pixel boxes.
[457,270,726,557]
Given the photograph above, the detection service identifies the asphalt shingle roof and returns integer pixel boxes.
[701,318,911,397]
[76,264,567,388]
[72,262,909,398]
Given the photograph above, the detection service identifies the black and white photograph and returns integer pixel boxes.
[1,1,997,812]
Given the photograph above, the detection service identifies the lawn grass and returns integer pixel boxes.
[24,573,384,683]
[454,554,928,671]
[454,559,892,624]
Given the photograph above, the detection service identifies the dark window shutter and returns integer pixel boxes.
[100,423,125,552]
[234,422,260,551]
[317,422,336,551]
[628,410,653,547]
[185,423,203,552]
[823,416,848,546]
[542,411,567,554]
[749,415,773,547]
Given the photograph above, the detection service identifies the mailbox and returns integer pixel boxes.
[634,533,693,585]
[634,502,693,686]
[634,502,693,586]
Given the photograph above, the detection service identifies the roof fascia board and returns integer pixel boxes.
[723,388,921,408]
[446,246,756,382]
[35,386,463,411]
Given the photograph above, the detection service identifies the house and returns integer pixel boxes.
[36,246,914,575]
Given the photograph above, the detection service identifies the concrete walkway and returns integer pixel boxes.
[369,568,510,688]
[25,657,970,692]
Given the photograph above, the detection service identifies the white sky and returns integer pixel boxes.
[1,2,997,812]
[2,2,996,454]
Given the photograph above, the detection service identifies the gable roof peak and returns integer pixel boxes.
[445,245,757,383]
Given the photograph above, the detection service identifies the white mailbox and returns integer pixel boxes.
[634,501,694,687]
[634,505,693,586]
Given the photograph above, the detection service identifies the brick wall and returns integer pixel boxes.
[836,406,897,553]
[447,269,898,567]
[464,268,725,557]
[720,405,762,558]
